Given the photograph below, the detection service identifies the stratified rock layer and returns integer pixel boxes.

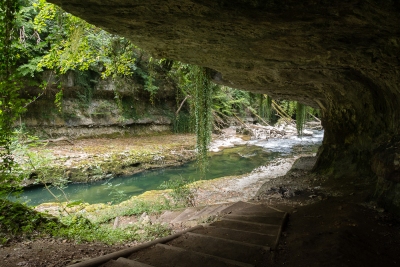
[48,0,400,212]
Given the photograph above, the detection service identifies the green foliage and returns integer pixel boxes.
[13,132,54,182]
[258,94,273,122]
[9,0,142,106]
[54,88,63,112]
[142,58,161,104]
[9,0,147,89]
[10,127,70,207]
[144,74,158,104]
[0,0,18,72]
[0,198,172,245]
[57,216,172,244]
[120,96,137,119]
[0,0,27,198]
[104,182,127,204]
[172,112,192,133]
[192,67,213,174]
[279,100,297,117]
[35,7,95,74]
[159,177,197,207]
[33,0,137,79]
[212,86,250,116]
[89,198,173,225]
[228,88,251,114]
[0,79,26,198]
[296,102,307,135]
[168,63,197,133]
[168,63,214,173]
[14,1,49,78]
[0,0,63,200]
[74,70,96,107]
[308,106,320,118]
[0,199,59,244]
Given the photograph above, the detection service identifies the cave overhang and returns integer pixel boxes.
[47,0,400,212]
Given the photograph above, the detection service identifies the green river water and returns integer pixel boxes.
[18,131,323,206]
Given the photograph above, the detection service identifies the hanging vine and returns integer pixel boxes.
[170,63,214,174]
[259,94,273,122]
[296,102,306,136]
[191,66,213,175]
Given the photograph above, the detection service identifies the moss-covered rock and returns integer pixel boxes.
[0,200,60,244]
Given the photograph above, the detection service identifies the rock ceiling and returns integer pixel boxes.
[48,0,400,212]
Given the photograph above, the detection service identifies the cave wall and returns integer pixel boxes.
[48,0,400,212]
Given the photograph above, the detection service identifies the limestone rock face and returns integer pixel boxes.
[23,71,175,139]
[48,0,400,212]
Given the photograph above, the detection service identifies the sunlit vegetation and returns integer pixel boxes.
[0,0,320,245]
[0,198,172,245]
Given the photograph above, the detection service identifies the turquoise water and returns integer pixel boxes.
[18,131,323,206]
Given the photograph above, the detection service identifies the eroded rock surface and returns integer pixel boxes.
[47,0,400,212]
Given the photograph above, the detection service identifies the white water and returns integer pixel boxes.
[248,130,324,154]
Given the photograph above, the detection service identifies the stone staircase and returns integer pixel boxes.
[68,201,288,267]
[154,203,233,228]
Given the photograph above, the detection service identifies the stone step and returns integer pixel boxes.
[231,209,285,217]
[186,203,231,222]
[170,207,205,224]
[192,225,276,247]
[154,203,232,227]
[156,209,183,223]
[211,218,280,235]
[231,203,284,215]
[224,214,284,225]
[101,257,154,267]
[156,203,234,226]
[218,201,258,215]
[71,202,287,267]
[128,243,254,267]
[166,232,270,266]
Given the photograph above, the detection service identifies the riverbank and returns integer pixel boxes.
[0,148,308,266]
[33,154,300,217]
[20,122,317,188]
[4,127,398,266]
[24,124,322,207]
[3,153,399,267]
[20,134,197,186]
[21,123,322,209]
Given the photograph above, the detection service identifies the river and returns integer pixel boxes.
[17,130,323,206]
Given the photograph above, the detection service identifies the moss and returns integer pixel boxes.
[84,203,110,212]
[0,200,60,244]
